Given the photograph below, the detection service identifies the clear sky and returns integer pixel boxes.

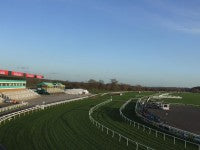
[0,0,200,87]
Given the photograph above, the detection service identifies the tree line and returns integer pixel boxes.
[26,78,193,93]
[1,76,197,93]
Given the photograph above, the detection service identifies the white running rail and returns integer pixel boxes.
[0,95,95,126]
[89,98,155,150]
[120,98,200,150]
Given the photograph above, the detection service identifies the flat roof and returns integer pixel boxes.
[0,79,26,83]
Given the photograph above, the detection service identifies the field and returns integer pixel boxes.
[0,92,197,150]
[162,92,200,105]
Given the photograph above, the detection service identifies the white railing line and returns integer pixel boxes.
[89,98,155,150]
[0,102,28,113]
[120,97,200,149]
[0,95,96,125]
[136,97,200,141]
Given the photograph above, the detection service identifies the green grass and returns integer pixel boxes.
[94,95,197,150]
[0,92,197,150]
[162,92,200,105]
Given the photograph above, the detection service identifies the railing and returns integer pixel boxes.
[0,102,28,113]
[0,95,95,126]
[119,98,200,150]
[136,97,200,145]
[89,98,155,150]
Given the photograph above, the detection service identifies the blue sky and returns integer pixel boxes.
[0,0,200,87]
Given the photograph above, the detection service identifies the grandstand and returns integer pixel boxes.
[0,70,43,103]
[0,80,40,103]
[0,97,4,103]
[37,82,65,94]
[1,89,39,101]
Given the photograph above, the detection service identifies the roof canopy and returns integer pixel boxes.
[0,79,26,83]
[37,82,65,87]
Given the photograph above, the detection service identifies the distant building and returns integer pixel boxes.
[0,79,26,90]
[37,82,65,94]
[0,79,39,103]
[65,89,89,95]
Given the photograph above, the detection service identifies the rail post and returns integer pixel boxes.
[185,141,186,149]
[112,131,114,138]
[149,128,151,134]
[119,134,121,142]
[136,143,138,150]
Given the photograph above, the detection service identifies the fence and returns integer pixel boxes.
[0,102,28,113]
[119,98,200,150]
[0,95,95,126]
[89,98,155,150]
[136,97,200,146]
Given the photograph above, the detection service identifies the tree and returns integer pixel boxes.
[110,79,118,85]
[99,80,104,84]
[88,79,97,83]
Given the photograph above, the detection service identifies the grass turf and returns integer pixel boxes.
[163,92,200,105]
[0,92,197,150]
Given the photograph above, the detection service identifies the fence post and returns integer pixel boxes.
[185,141,186,149]
[136,143,138,150]
[138,123,140,129]
[102,125,103,132]
[143,125,145,131]
[149,128,151,134]
[119,134,121,142]
[156,131,158,137]
[126,138,129,146]
[112,131,114,138]
[163,133,166,141]
[107,128,109,134]
[174,137,176,144]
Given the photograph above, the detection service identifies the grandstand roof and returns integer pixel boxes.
[37,82,54,87]
[0,79,26,83]
[37,82,65,87]
[54,83,65,87]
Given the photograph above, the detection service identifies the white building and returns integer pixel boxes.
[65,89,89,95]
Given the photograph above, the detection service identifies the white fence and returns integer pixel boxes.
[0,95,95,126]
[119,98,200,150]
[136,98,200,145]
[0,102,28,113]
[89,98,155,150]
